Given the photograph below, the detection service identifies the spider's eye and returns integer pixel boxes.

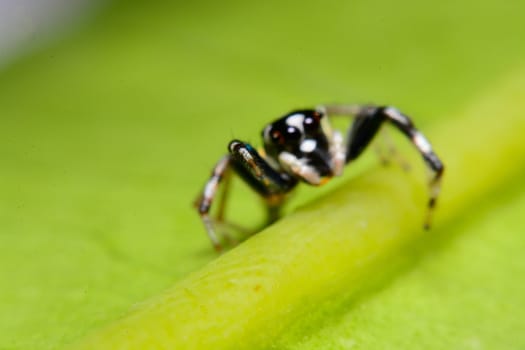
[304,111,322,131]
[271,130,285,144]
[285,126,301,141]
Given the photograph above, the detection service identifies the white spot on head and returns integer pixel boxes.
[300,139,317,153]
[286,113,305,132]
[413,132,433,153]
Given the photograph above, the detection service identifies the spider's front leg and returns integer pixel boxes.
[320,104,445,228]
[195,140,297,251]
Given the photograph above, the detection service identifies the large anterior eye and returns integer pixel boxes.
[285,126,301,141]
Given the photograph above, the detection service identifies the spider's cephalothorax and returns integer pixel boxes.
[195,104,444,251]
[261,109,339,184]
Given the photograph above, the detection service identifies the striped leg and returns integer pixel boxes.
[321,104,445,228]
[379,106,444,227]
[196,140,298,251]
[228,140,298,226]
[195,155,232,251]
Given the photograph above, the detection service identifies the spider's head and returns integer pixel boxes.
[262,109,335,183]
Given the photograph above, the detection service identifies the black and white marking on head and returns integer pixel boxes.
[300,138,317,153]
[262,109,325,144]
[285,113,305,132]
[261,109,334,178]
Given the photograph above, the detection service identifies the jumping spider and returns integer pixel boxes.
[195,104,444,251]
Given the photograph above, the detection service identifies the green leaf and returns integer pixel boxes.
[66,70,525,350]
[1,1,524,349]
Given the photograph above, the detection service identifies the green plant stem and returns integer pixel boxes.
[67,70,525,350]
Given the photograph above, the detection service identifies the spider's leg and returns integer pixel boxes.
[330,129,346,176]
[195,155,232,251]
[196,141,297,251]
[229,140,298,229]
[216,165,232,221]
[320,104,444,229]
[374,127,412,171]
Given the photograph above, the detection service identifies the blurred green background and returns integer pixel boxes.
[1,0,524,349]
